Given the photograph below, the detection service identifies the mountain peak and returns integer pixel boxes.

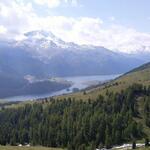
[19,30,70,50]
[24,30,56,39]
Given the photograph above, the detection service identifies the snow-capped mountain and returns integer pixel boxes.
[17,30,83,50]
[23,30,68,48]
[0,30,149,98]
[0,30,149,78]
[13,30,85,61]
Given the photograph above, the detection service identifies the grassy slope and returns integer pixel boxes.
[56,63,150,101]
[0,146,63,150]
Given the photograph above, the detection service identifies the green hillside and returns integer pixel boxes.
[0,62,150,150]
[56,62,150,100]
[55,62,150,142]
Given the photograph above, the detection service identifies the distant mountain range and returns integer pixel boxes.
[0,30,148,78]
[0,30,149,98]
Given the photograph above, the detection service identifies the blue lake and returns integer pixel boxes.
[4,74,120,101]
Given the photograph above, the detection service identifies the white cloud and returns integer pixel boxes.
[0,25,7,34]
[0,3,9,17]
[0,1,36,38]
[68,0,78,7]
[34,0,79,8]
[34,0,61,8]
[0,0,150,54]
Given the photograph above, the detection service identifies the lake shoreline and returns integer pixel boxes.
[3,74,121,102]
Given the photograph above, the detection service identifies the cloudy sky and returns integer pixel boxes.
[0,0,150,53]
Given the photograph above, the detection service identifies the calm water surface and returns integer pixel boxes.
[4,74,121,101]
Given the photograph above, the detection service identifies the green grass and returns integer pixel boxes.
[0,146,64,150]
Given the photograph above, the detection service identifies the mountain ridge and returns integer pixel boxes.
[0,30,146,77]
[0,30,149,98]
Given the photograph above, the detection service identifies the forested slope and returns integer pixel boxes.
[0,63,150,149]
[0,84,150,149]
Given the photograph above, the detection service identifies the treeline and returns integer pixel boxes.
[0,84,150,149]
